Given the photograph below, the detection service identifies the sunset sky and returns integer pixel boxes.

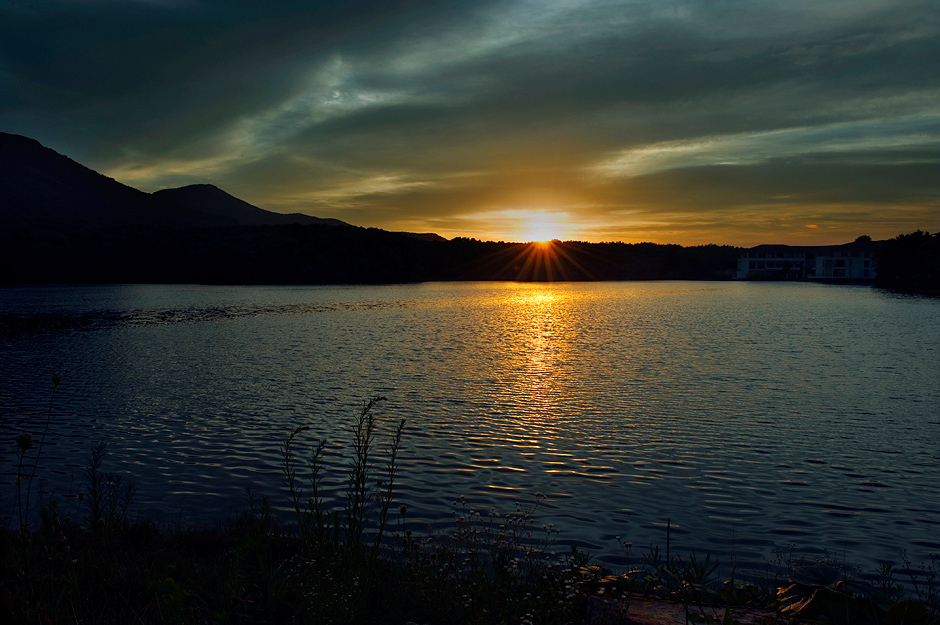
[2,0,938,245]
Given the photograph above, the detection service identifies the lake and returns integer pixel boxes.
[1,281,939,576]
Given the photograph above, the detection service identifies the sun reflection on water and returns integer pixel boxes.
[503,286,572,451]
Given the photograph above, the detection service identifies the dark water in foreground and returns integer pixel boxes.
[2,281,939,574]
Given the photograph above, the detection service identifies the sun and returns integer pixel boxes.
[478,218,597,280]
[520,212,567,243]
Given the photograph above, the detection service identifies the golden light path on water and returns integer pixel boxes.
[457,286,569,486]
[456,283,621,499]
[512,288,614,486]
[499,287,561,475]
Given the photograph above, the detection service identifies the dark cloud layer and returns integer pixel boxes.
[2,0,938,244]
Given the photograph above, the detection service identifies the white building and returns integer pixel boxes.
[735,238,884,282]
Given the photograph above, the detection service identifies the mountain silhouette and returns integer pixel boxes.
[152,184,349,227]
[0,132,220,232]
[0,132,354,233]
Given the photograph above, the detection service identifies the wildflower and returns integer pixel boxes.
[52,371,62,388]
[16,432,34,452]
[400,504,408,515]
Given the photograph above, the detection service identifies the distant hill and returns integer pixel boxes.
[153,184,349,227]
[0,132,218,232]
[393,231,448,242]
[0,132,355,233]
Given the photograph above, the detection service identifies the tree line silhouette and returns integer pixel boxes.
[3,221,937,290]
[875,230,940,292]
[0,225,738,284]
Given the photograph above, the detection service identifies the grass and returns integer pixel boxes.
[2,382,940,624]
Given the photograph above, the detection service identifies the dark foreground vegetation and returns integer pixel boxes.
[4,382,939,624]
[4,508,939,625]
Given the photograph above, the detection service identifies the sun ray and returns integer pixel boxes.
[451,237,596,282]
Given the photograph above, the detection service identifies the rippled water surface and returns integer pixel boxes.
[2,282,939,573]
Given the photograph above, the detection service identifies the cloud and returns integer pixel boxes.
[1,0,939,244]
[589,111,940,179]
